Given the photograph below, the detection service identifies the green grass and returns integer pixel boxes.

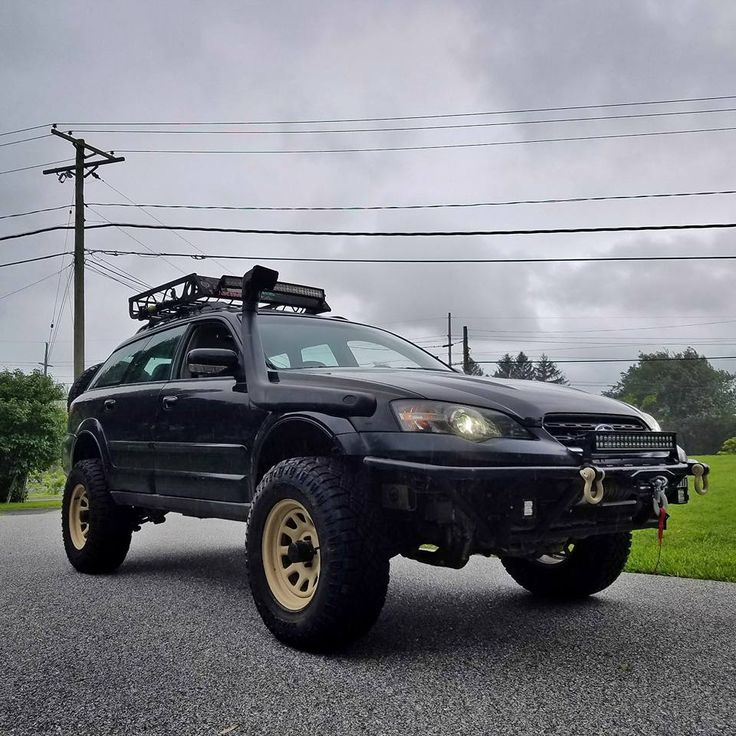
[0,497,62,513]
[626,454,736,582]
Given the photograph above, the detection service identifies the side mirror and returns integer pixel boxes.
[186,348,239,377]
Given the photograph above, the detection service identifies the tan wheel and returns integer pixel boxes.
[261,498,320,611]
[68,483,90,550]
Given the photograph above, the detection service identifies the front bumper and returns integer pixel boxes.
[363,451,709,555]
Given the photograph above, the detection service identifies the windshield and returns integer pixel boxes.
[256,315,450,371]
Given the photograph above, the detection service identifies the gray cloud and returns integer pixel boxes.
[2,0,736,393]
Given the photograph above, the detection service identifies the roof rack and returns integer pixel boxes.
[129,272,330,322]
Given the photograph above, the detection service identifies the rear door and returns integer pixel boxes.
[84,324,187,493]
[152,318,264,502]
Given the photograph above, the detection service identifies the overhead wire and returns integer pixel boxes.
[83,187,736,213]
[95,176,234,275]
[53,93,736,125]
[86,247,736,265]
[115,125,736,155]
[8,219,736,242]
[0,158,74,176]
[0,134,51,148]
[65,106,736,136]
[0,264,72,302]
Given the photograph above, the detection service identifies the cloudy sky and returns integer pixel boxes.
[2,0,736,392]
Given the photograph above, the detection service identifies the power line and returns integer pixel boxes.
[116,125,736,155]
[8,219,736,242]
[89,247,736,265]
[84,202,187,277]
[85,187,736,213]
[0,253,69,269]
[66,106,736,136]
[0,123,50,138]
[474,356,736,364]
[0,264,72,301]
[0,205,70,221]
[0,134,51,148]
[0,158,74,176]
[96,176,232,275]
[54,93,736,125]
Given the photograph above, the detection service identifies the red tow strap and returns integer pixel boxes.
[657,506,668,543]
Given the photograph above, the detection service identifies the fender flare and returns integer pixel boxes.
[69,418,113,482]
[250,412,361,496]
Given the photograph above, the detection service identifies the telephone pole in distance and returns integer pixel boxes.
[43,127,124,379]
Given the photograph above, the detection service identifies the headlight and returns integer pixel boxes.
[640,412,662,432]
[391,401,532,442]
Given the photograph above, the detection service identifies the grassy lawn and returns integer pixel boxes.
[626,454,736,583]
[0,496,62,513]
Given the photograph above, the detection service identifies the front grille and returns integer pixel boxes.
[543,414,648,446]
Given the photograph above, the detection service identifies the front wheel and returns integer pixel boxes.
[245,457,390,651]
[500,532,632,599]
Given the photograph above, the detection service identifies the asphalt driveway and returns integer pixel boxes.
[1,511,734,736]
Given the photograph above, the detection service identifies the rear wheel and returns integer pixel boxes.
[62,460,133,574]
[500,532,632,599]
[246,457,390,651]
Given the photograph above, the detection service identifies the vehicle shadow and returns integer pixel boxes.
[116,544,632,659]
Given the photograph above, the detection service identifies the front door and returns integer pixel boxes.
[152,319,264,502]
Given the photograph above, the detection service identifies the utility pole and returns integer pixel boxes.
[447,312,453,366]
[462,325,470,374]
[39,342,51,376]
[43,127,124,379]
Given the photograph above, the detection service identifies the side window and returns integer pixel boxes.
[180,321,238,379]
[122,324,188,385]
[91,339,149,389]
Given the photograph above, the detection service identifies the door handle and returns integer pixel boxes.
[103,399,116,412]
[162,395,178,410]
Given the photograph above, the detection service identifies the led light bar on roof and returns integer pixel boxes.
[129,272,331,322]
[219,276,330,314]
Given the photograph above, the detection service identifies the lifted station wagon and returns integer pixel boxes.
[62,266,710,650]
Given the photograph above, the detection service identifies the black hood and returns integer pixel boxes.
[286,368,648,426]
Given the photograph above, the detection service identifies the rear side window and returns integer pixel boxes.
[122,325,187,384]
[91,340,148,389]
[90,324,186,388]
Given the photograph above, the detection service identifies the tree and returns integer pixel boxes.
[492,351,567,383]
[464,347,485,376]
[535,354,568,385]
[605,348,736,453]
[0,370,66,502]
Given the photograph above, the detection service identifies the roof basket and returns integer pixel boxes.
[129,272,330,321]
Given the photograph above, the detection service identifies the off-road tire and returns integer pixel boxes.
[500,532,632,599]
[67,362,102,409]
[246,457,390,652]
[62,459,133,574]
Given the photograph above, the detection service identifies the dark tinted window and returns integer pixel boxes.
[122,325,187,384]
[180,321,238,378]
[91,339,148,389]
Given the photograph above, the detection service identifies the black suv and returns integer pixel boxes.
[62,266,710,651]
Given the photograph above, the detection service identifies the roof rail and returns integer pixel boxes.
[129,272,330,322]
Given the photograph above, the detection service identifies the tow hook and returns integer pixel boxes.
[580,466,605,505]
[690,463,709,495]
[651,476,669,517]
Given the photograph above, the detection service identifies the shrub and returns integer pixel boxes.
[720,437,736,454]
